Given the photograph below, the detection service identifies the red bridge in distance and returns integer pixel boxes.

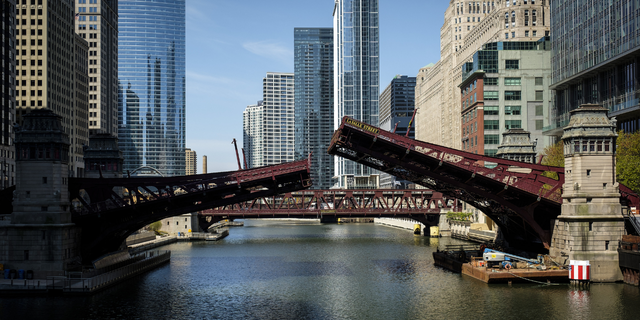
[200,189,460,223]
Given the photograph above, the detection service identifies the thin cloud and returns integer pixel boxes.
[242,40,293,64]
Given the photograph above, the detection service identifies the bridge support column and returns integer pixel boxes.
[549,105,624,282]
[0,110,82,277]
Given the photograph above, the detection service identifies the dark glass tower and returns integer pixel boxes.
[1,0,16,189]
[333,0,380,189]
[118,0,185,176]
[294,28,334,189]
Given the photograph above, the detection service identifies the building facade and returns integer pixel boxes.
[15,0,88,177]
[185,147,196,175]
[294,28,334,189]
[242,101,263,169]
[74,0,118,136]
[459,39,552,157]
[333,0,380,189]
[118,0,185,177]
[244,73,295,168]
[416,0,550,149]
[73,33,90,177]
[548,0,640,135]
[1,0,16,189]
[379,75,416,189]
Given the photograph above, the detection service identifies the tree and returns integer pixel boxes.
[540,140,564,180]
[148,221,162,233]
[617,130,640,195]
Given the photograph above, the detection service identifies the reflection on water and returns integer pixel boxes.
[2,219,639,319]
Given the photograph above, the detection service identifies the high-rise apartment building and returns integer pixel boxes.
[202,155,207,174]
[118,0,186,176]
[379,75,416,189]
[243,73,295,168]
[15,0,89,177]
[416,0,550,150]
[74,0,118,136]
[1,0,16,189]
[294,28,334,189]
[333,0,380,189]
[548,0,640,135]
[185,148,196,175]
[459,39,552,157]
[243,101,263,169]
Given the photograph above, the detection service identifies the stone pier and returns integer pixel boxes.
[549,105,625,282]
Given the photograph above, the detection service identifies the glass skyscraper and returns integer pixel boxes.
[333,0,379,189]
[549,0,640,135]
[118,0,185,176]
[294,28,334,189]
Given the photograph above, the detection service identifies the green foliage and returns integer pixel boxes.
[617,130,640,195]
[148,221,162,232]
[540,140,564,180]
[446,211,473,221]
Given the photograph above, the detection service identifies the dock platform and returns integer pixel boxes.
[462,263,568,284]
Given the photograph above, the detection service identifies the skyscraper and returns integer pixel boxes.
[548,0,640,135]
[1,0,16,189]
[118,0,186,176]
[74,0,118,136]
[15,0,88,177]
[333,0,380,189]
[379,75,416,189]
[243,73,295,168]
[294,28,333,189]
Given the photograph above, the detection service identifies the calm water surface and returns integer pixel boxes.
[2,220,640,319]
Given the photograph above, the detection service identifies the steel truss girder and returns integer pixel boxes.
[200,189,460,219]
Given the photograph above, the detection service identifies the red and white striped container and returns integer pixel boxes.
[569,260,590,280]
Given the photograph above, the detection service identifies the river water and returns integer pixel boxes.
[2,219,640,319]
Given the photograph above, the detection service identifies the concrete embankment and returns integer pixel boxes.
[128,235,177,255]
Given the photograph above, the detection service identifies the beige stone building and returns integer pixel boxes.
[15,0,88,177]
[185,147,196,175]
[74,0,118,136]
[416,0,550,149]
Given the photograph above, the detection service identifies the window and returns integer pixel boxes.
[535,77,543,86]
[532,30,537,37]
[525,30,529,37]
[504,91,521,100]
[524,10,529,26]
[484,91,499,100]
[42,177,47,184]
[532,10,537,25]
[504,106,521,115]
[484,106,499,115]
[505,33,509,39]
[484,77,498,86]
[505,120,522,129]
[485,149,498,157]
[504,77,521,86]
[78,7,86,12]
[535,119,544,130]
[505,60,519,69]
[535,90,544,100]
[484,120,499,130]
[485,135,499,145]
[89,7,97,13]
[535,105,544,116]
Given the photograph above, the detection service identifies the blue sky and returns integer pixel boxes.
[185,0,449,173]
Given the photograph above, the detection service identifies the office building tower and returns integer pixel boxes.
[416,0,550,149]
[243,73,295,168]
[379,75,416,189]
[15,0,88,177]
[185,148,196,175]
[118,0,186,176]
[1,0,16,189]
[73,34,90,177]
[548,0,640,135]
[459,39,552,157]
[333,0,380,189]
[294,28,334,189]
[74,0,118,136]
